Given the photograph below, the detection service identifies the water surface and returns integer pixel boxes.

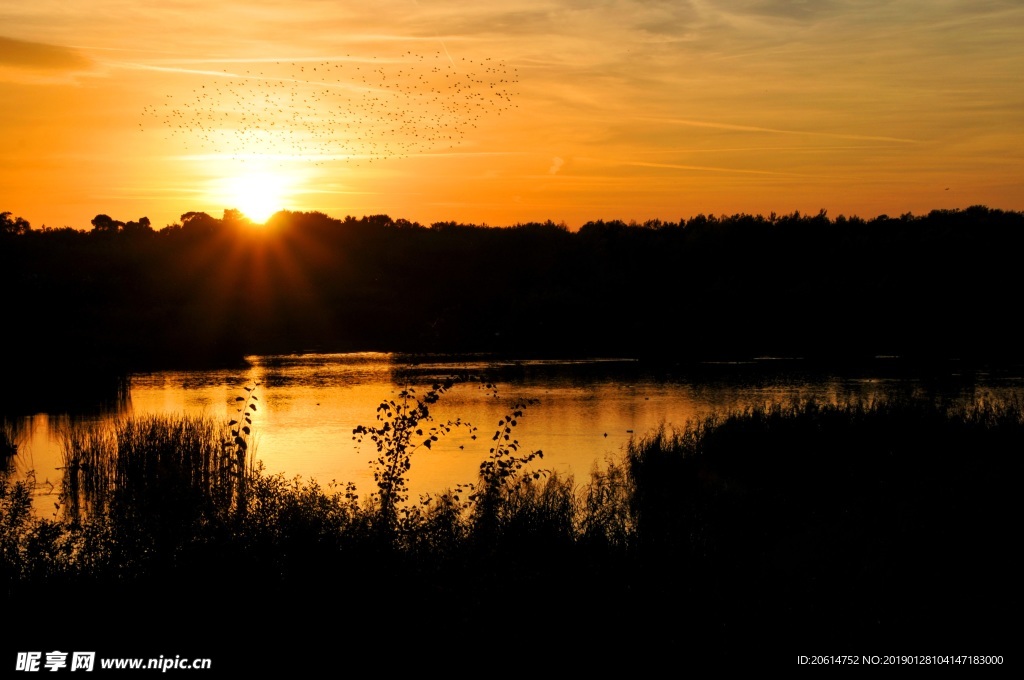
[5,353,1023,514]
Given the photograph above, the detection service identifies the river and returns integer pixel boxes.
[4,352,1023,515]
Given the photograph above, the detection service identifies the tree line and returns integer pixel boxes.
[2,205,1023,378]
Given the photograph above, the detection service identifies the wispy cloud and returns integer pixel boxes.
[2,1,1021,228]
[112,62,243,78]
[583,157,811,177]
[0,36,91,71]
[646,118,921,144]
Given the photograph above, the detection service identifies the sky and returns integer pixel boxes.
[1,0,1022,230]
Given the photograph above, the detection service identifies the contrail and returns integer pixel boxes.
[439,38,455,66]
[112,62,238,78]
[646,117,919,144]
[576,157,811,177]
[410,0,455,66]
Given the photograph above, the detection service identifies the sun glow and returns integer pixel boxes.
[219,172,293,223]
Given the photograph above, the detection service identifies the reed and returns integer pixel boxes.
[1,472,34,580]
[4,394,1017,653]
[0,419,17,473]
[58,410,255,531]
[483,471,576,549]
[577,457,633,550]
[58,420,116,522]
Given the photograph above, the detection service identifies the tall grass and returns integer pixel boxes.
[59,414,250,527]
[33,397,1024,568]
[622,398,1022,642]
[4,396,1020,651]
[1,418,18,473]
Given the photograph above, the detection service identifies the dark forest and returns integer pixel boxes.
[3,205,1022,376]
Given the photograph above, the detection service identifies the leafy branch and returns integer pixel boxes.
[352,377,471,533]
[223,379,260,515]
[469,398,548,515]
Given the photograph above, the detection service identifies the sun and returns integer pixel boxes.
[220,172,291,223]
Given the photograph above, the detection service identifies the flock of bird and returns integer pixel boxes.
[140,50,519,165]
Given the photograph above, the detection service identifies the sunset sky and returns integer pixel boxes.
[1,0,1021,230]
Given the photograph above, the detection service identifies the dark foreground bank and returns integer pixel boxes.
[3,397,1019,672]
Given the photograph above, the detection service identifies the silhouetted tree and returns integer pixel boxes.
[0,212,30,236]
[90,214,124,234]
[122,216,153,235]
[180,211,221,235]
[221,208,249,227]
[3,204,1024,370]
[364,214,394,228]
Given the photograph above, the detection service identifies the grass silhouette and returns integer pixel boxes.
[2,394,1019,668]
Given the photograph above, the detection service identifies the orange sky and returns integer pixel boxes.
[1,1,1022,230]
